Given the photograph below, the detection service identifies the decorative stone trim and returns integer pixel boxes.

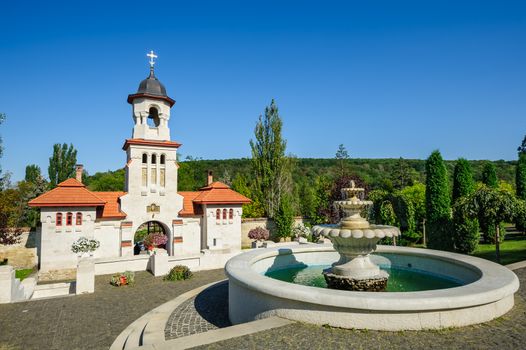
[121,240,132,247]
[173,236,183,244]
[121,221,133,228]
[172,219,183,225]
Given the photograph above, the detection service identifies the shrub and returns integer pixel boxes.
[110,271,135,287]
[164,265,192,281]
[248,227,269,241]
[274,196,294,239]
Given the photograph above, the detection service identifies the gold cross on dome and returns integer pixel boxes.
[147,50,158,67]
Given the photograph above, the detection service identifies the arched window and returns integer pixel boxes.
[56,213,62,226]
[76,212,82,225]
[216,209,221,220]
[66,212,73,226]
[151,154,157,164]
[229,209,234,220]
[223,209,227,220]
[142,153,148,163]
[160,154,165,165]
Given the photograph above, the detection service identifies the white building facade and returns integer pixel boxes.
[30,62,250,274]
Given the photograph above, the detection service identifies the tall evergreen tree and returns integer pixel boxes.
[391,157,416,190]
[451,158,479,253]
[482,162,498,188]
[249,100,290,218]
[515,153,526,231]
[425,150,452,251]
[517,135,526,155]
[48,143,78,188]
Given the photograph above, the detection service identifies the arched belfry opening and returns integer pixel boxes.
[147,107,160,127]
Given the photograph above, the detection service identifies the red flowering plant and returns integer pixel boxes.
[143,232,168,249]
[248,227,270,242]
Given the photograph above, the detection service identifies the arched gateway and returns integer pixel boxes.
[134,221,169,255]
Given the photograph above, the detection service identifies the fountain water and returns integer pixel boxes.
[312,181,400,291]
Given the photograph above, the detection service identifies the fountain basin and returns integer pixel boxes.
[226,244,519,330]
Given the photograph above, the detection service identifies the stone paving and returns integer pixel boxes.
[165,281,231,339]
[0,269,225,350]
[195,267,526,350]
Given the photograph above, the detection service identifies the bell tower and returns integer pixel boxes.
[127,50,175,141]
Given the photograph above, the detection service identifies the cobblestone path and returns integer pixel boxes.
[194,267,526,350]
[165,281,231,339]
[0,269,225,350]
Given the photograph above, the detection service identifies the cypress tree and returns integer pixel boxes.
[515,153,526,231]
[452,158,479,253]
[425,150,452,250]
[482,162,498,188]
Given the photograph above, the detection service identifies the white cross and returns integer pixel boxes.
[147,50,158,67]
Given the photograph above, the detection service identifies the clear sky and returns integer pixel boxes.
[1,0,525,181]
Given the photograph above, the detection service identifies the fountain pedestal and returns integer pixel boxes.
[313,181,400,292]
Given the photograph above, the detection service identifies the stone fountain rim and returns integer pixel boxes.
[312,224,401,239]
[225,244,519,312]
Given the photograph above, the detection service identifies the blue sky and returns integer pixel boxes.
[1,1,525,181]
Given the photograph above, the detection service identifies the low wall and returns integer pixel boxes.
[241,217,308,247]
[0,231,38,269]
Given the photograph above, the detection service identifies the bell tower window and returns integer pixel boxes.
[151,154,157,164]
[146,107,160,127]
[142,153,147,163]
[160,154,165,164]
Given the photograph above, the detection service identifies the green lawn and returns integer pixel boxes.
[15,268,34,281]
[471,235,526,265]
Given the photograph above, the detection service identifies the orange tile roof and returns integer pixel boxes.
[122,138,181,150]
[178,191,203,216]
[29,179,106,207]
[92,192,127,219]
[193,181,251,205]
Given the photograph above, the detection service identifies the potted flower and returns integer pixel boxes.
[248,227,270,248]
[143,232,168,255]
[110,271,135,287]
[71,237,100,258]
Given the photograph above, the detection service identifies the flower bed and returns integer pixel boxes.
[110,271,135,287]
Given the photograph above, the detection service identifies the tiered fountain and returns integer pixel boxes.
[312,181,400,291]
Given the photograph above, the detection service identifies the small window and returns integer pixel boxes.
[216,209,221,220]
[151,154,157,164]
[56,213,62,226]
[142,153,147,163]
[76,212,82,225]
[223,209,227,220]
[66,212,73,226]
[160,154,166,165]
[229,209,234,220]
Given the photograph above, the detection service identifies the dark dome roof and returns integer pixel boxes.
[137,68,168,97]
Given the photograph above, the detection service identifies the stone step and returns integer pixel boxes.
[123,319,149,350]
[31,282,74,299]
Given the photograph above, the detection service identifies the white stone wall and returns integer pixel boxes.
[93,220,122,259]
[241,217,308,247]
[39,207,98,271]
[172,218,202,256]
[203,205,243,252]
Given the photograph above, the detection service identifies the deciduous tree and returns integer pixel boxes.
[48,143,77,188]
[249,100,291,218]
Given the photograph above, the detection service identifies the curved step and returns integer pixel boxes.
[110,280,226,349]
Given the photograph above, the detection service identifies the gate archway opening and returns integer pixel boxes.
[134,221,168,255]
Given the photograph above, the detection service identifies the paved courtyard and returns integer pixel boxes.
[0,269,225,350]
[1,267,526,349]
